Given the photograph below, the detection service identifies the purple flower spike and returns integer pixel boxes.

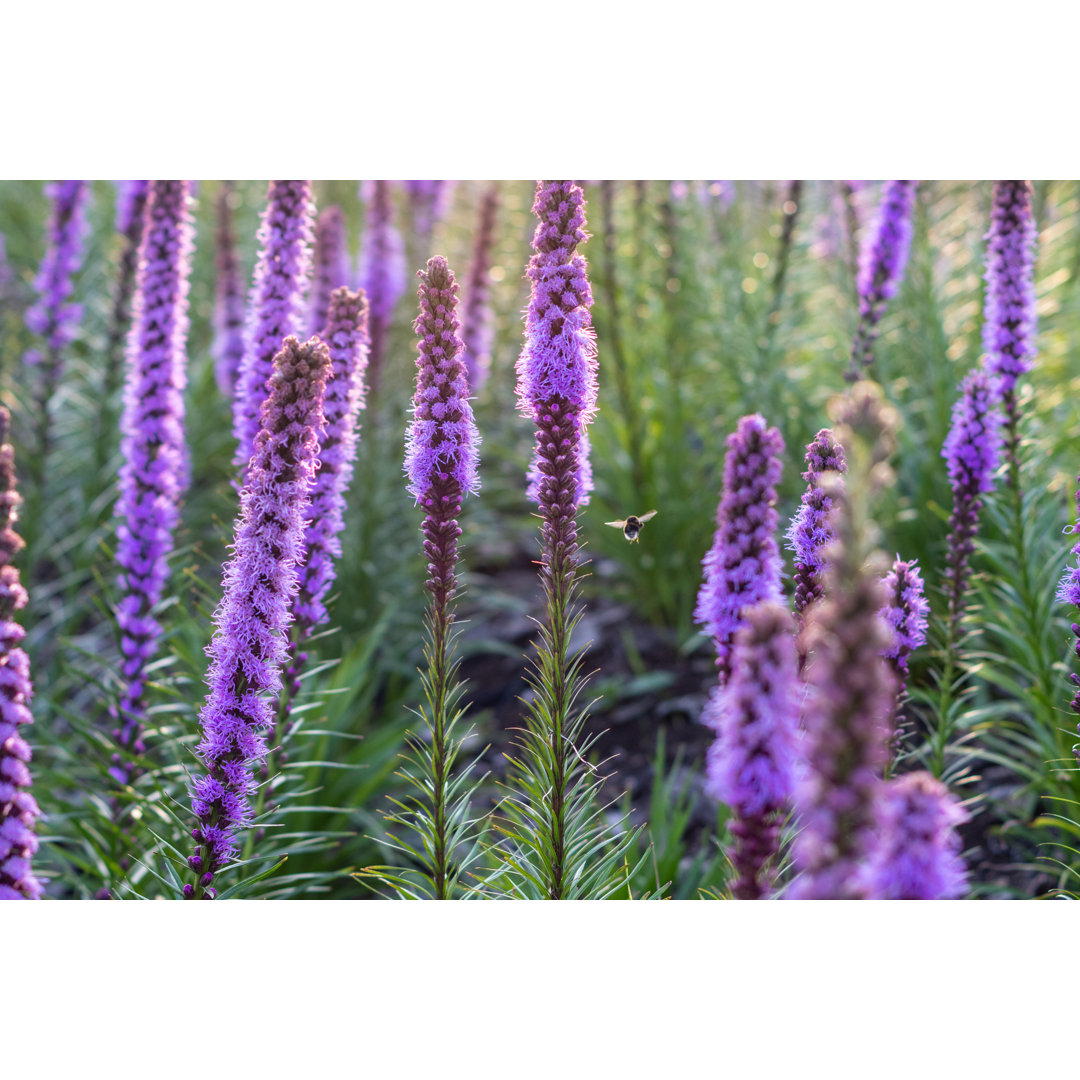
[787,428,847,617]
[866,771,968,899]
[294,288,370,635]
[407,256,481,618]
[25,180,90,473]
[106,181,150,386]
[358,180,407,399]
[0,409,42,900]
[308,205,350,338]
[942,367,1003,632]
[404,180,453,244]
[703,600,799,899]
[848,179,917,379]
[406,258,481,506]
[881,557,929,676]
[188,336,331,897]
[461,184,500,392]
[112,181,195,786]
[694,414,784,685]
[983,180,1037,469]
[233,180,314,477]
[1056,471,1080,757]
[212,182,247,398]
[516,180,598,508]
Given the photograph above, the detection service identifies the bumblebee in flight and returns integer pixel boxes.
[604,510,658,543]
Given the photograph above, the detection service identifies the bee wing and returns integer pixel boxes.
[637,510,659,523]
[604,519,628,529]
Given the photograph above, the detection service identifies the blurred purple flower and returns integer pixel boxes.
[848,179,917,378]
[461,184,500,392]
[105,182,150,396]
[187,336,330,898]
[308,204,349,338]
[404,180,453,243]
[213,181,246,398]
[358,180,407,399]
[516,180,598,508]
[1056,471,1080,756]
[865,772,968,899]
[703,600,799,899]
[233,180,314,477]
[0,410,41,900]
[942,367,1003,631]
[694,414,784,684]
[787,428,846,617]
[112,181,194,786]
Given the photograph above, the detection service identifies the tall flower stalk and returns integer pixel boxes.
[104,181,150,403]
[25,180,89,490]
[865,772,968,899]
[694,414,784,686]
[358,180,406,401]
[787,428,846,621]
[404,180,452,247]
[461,183,499,392]
[232,180,314,477]
[846,179,917,381]
[0,409,42,900]
[704,600,799,899]
[499,180,631,900]
[212,181,246,398]
[267,288,369,786]
[983,180,1037,480]
[791,383,899,899]
[186,336,330,899]
[308,204,349,338]
[374,256,482,898]
[111,180,195,789]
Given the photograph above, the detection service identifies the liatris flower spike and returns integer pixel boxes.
[942,367,1003,634]
[404,180,452,245]
[704,600,799,899]
[112,180,195,788]
[213,181,247,398]
[308,204,350,338]
[695,414,784,685]
[787,428,846,618]
[25,180,90,478]
[847,179,917,380]
[461,184,500,392]
[233,180,314,477]
[358,180,407,400]
[866,771,968,899]
[880,556,929,764]
[0,408,42,900]
[106,181,150,392]
[187,336,330,899]
[791,382,899,899]
[983,180,1037,473]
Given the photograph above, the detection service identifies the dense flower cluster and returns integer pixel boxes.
[0,410,41,900]
[358,180,406,398]
[308,204,349,337]
[213,181,246,397]
[112,181,195,785]
[848,179,917,378]
[461,184,500,392]
[694,414,784,684]
[866,772,968,899]
[942,367,1003,630]
[294,288,370,634]
[983,180,1037,401]
[188,337,330,897]
[233,180,314,475]
[703,600,799,899]
[516,180,598,508]
[787,428,846,616]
